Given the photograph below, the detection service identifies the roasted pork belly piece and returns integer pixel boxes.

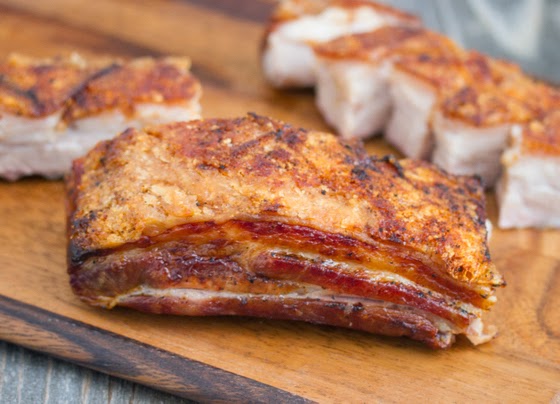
[430,59,550,187]
[67,113,504,348]
[313,27,460,139]
[262,0,420,88]
[387,51,546,185]
[497,112,560,228]
[385,53,485,160]
[0,54,201,181]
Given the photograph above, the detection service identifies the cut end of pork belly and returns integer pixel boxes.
[262,0,421,88]
[315,58,392,139]
[497,114,560,229]
[431,111,513,188]
[385,51,495,161]
[313,26,426,140]
[0,54,201,181]
[67,113,504,348]
[431,67,537,188]
[385,69,438,159]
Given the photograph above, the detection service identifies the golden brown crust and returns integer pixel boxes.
[63,57,199,122]
[440,87,533,127]
[313,27,459,62]
[520,111,560,156]
[394,52,489,93]
[441,56,559,126]
[67,113,502,287]
[0,54,199,121]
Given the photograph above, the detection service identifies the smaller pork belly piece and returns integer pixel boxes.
[385,52,483,160]
[0,54,201,181]
[313,27,460,139]
[262,0,420,88]
[67,113,504,349]
[497,112,560,228]
[432,61,544,187]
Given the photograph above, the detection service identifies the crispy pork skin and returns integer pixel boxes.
[315,58,392,139]
[262,0,420,88]
[0,54,201,181]
[67,113,504,348]
[385,67,438,159]
[497,112,560,228]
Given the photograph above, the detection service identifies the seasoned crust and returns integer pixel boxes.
[439,56,557,127]
[67,113,502,287]
[0,54,199,121]
[313,27,459,62]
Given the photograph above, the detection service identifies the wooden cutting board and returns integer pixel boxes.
[0,0,559,402]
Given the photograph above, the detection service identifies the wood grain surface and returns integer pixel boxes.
[0,0,559,402]
[0,341,192,404]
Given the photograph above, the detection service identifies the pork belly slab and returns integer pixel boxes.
[0,54,201,181]
[313,26,460,140]
[66,113,504,348]
[262,0,420,88]
[497,112,560,228]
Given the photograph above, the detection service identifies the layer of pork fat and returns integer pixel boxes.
[385,69,437,159]
[315,58,393,139]
[0,112,63,145]
[0,102,201,181]
[263,6,410,88]
[432,111,512,188]
[496,125,560,228]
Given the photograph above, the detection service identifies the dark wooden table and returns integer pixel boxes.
[0,1,559,402]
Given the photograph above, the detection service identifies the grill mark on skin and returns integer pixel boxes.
[0,76,42,115]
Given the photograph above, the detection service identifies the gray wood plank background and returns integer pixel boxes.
[0,341,192,404]
[1,0,558,403]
